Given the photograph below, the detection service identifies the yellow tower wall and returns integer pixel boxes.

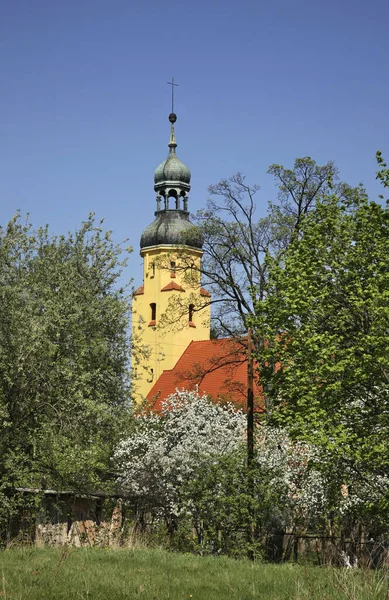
[131,245,210,403]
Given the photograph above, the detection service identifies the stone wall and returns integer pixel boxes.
[14,489,126,548]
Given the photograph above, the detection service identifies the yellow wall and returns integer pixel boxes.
[131,245,210,403]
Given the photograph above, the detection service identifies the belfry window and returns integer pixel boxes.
[170,261,176,278]
[149,302,156,326]
[150,262,155,278]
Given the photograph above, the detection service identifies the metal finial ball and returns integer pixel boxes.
[169,113,177,123]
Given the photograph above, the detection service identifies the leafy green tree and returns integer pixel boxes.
[257,186,389,507]
[0,213,132,536]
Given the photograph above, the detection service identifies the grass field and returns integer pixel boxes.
[0,547,387,599]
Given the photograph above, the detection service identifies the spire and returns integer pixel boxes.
[167,77,178,154]
[140,87,203,250]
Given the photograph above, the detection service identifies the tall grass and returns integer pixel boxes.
[0,547,387,599]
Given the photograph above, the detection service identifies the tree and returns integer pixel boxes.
[0,213,132,535]
[116,389,354,557]
[189,158,338,341]
[257,186,389,508]
[115,390,245,514]
[115,390,251,553]
[267,157,337,239]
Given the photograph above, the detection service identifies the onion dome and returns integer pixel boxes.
[153,113,191,194]
[140,210,203,249]
[154,157,191,187]
[140,113,203,251]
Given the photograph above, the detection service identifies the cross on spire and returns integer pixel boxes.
[167,77,178,113]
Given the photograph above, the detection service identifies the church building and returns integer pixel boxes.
[131,111,261,410]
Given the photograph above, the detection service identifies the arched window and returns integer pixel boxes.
[170,261,176,278]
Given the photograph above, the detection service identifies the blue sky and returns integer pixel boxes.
[1,0,388,286]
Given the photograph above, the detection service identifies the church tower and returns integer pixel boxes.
[131,111,211,403]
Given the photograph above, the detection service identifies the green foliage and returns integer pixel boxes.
[376,150,389,198]
[0,213,132,535]
[179,450,278,558]
[257,185,389,510]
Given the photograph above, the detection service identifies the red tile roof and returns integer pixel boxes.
[200,287,211,297]
[134,285,144,295]
[147,338,263,412]
[161,281,185,292]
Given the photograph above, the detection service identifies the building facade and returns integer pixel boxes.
[131,112,210,402]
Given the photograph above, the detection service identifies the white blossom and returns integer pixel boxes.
[115,390,245,512]
[115,389,380,528]
[254,425,330,528]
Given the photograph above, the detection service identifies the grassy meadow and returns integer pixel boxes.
[0,547,387,600]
